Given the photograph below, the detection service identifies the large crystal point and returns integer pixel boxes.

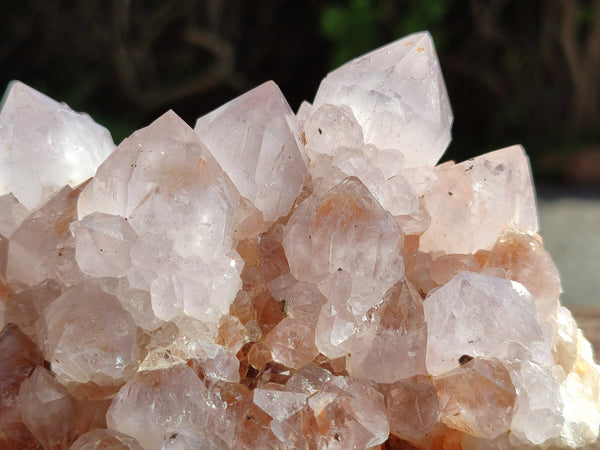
[78,110,239,231]
[0,81,115,211]
[195,81,308,224]
[424,271,545,376]
[420,145,538,254]
[312,32,452,168]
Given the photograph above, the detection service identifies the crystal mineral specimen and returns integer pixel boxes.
[0,31,598,449]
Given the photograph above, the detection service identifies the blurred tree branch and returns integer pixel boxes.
[558,0,600,131]
[111,0,248,111]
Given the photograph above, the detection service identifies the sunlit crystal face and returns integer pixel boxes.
[0,31,599,450]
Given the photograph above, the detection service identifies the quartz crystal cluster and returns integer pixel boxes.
[0,32,598,449]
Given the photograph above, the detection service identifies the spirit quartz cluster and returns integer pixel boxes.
[0,32,598,449]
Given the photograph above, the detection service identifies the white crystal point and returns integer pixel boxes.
[195,81,308,224]
[312,32,452,168]
[420,145,538,254]
[424,271,546,376]
[507,358,564,446]
[0,81,115,211]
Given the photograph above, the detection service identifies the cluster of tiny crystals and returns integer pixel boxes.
[0,32,599,449]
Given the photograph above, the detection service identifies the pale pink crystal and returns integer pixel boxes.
[2,279,61,340]
[284,281,326,326]
[433,357,516,439]
[303,103,430,234]
[484,230,561,318]
[195,81,308,224]
[18,366,77,448]
[0,29,599,449]
[283,176,404,316]
[420,145,538,254]
[253,382,309,422]
[0,194,28,238]
[307,375,389,448]
[7,183,87,288]
[424,271,545,376]
[39,281,140,384]
[265,317,319,369]
[0,81,114,211]
[70,428,143,450]
[0,323,43,424]
[106,365,228,449]
[384,375,445,445]
[312,32,452,168]
[76,111,243,324]
[347,278,428,383]
[72,212,138,278]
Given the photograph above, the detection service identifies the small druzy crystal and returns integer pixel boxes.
[0,31,598,449]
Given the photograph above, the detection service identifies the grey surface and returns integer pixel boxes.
[538,197,600,306]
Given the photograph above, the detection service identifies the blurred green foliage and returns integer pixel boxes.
[320,0,383,68]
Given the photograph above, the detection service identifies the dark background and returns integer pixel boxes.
[2,0,599,186]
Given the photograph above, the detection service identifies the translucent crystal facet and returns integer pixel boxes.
[283,176,404,315]
[0,81,114,211]
[420,145,538,254]
[106,365,224,450]
[195,81,308,224]
[40,282,140,384]
[424,271,545,376]
[312,32,452,168]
